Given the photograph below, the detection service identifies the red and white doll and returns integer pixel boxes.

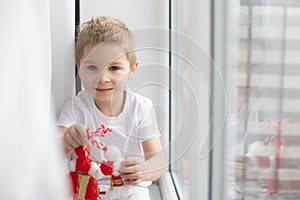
[68,124,133,200]
[102,146,133,200]
[69,144,103,200]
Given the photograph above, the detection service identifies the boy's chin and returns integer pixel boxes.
[93,94,112,101]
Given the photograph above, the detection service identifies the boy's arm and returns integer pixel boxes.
[120,137,166,184]
[142,137,167,181]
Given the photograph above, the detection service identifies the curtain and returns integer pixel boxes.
[0,1,69,199]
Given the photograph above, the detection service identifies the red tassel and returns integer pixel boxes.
[70,144,102,199]
[100,161,114,176]
[111,175,124,187]
[69,172,78,197]
[69,172,101,200]
[85,176,100,199]
[75,145,93,172]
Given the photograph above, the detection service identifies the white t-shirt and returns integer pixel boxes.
[57,88,161,162]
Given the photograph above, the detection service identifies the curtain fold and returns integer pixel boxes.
[0,1,68,199]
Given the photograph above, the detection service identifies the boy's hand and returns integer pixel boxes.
[119,157,147,185]
[63,123,88,153]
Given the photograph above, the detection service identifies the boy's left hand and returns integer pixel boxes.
[119,157,147,185]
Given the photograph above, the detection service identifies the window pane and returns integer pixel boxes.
[170,1,211,199]
[225,1,300,199]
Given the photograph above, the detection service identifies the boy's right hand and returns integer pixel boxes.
[59,123,88,155]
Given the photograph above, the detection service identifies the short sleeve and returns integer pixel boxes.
[56,99,83,128]
[138,98,161,142]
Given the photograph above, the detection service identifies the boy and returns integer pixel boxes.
[57,16,166,199]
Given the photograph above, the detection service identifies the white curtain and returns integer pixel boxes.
[0,0,71,199]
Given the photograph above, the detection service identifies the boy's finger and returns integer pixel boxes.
[124,178,141,185]
[74,124,88,145]
[69,129,83,146]
[122,157,142,166]
[119,164,143,174]
[64,131,80,148]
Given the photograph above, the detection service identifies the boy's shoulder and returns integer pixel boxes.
[75,90,90,100]
[127,90,153,108]
[63,90,91,108]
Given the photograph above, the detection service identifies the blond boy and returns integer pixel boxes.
[57,16,166,199]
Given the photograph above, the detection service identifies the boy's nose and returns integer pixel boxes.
[98,71,110,83]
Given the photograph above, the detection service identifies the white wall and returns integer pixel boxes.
[50,0,75,115]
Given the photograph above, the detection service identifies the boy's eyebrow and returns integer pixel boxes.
[82,60,96,65]
[110,61,124,65]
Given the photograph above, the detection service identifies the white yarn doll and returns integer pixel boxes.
[103,146,133,200]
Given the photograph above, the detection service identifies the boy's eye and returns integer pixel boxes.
[87,65,97,71]
[109,66,120,71]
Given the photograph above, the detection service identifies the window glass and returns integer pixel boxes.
[170,1,211,199]
[225,1,300,199]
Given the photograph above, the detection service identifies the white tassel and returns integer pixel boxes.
[103,146,133,199]
[89,161,103,180]
[106,185,132,200]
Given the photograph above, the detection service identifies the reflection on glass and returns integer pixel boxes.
[226,1,300,199]
[171,1,211,199]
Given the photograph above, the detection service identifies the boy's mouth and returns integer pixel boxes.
[96,88,113,93]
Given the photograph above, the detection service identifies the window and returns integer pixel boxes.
[222,0,300,199]
[170,0,211,199]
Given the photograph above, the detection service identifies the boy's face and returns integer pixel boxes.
[78,42,138,105]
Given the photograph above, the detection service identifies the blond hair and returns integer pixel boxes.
[75,16,137,67]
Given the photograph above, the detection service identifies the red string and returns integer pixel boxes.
[86,124,112,150]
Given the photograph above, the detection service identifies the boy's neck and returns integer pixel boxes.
[95,91,126,117]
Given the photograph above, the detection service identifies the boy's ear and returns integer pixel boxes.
[129,61,139,79]
[131,60,139,73]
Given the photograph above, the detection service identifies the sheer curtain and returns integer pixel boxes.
[0,1,71,199]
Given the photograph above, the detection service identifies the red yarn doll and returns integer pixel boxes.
[68,125,133,200]
[68,125,112,199]
[69,144,103,200]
